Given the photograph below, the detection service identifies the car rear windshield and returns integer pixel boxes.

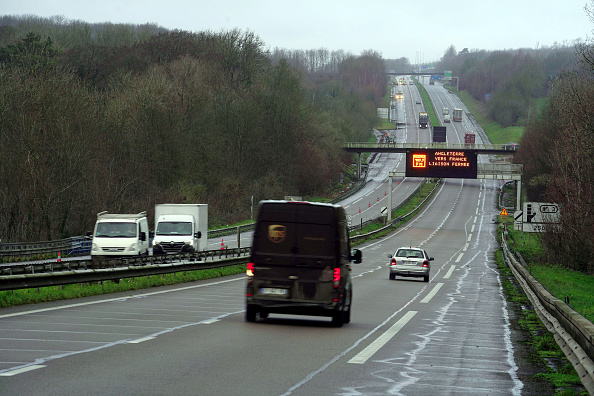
[396,249,423,258]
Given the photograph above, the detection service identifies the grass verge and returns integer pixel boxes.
[415,81,440,127]
[455,89,523,144]
[504,225,594,325]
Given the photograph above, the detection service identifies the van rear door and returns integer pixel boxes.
[251,204,337,304]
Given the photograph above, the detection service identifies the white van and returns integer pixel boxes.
[444,114,451,123]
[90,211,150,260]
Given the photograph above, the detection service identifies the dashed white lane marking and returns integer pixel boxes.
[0,365,45,376]
[444,265,456,279]
[348,311,417,364]
[128,336,155,344]
[420,283,443,303]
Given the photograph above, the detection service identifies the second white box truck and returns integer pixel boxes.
[152,204,208,254]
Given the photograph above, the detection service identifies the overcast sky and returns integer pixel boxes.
[2,0,591,62]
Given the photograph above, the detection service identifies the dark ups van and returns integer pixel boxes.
[245,200,362,327]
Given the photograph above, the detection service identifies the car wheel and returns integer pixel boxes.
[259,310,269,319]
[423,275,429,282]
[245,305,258,322]
[389,273,396,280]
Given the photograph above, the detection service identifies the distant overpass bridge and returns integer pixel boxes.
[344,142,522,207]
[386,71,446,76]
[343,142,519,155]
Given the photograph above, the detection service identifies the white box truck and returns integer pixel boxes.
[152,204,208,254]
[90,211,150,258]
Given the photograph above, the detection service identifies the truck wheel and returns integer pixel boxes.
[245,305,258,322]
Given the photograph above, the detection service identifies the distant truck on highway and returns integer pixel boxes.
[90,211,150,261]
[464,132,476,144]
[453,108,463,122]
[152,204,208,255]
[419,112,428,129]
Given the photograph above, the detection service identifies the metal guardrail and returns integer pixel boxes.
[502,236,594,394]
[0,256,249,292]
[343,142,518,152]
[0,236,92,262]
[0,227,248,262]
[0,247,251,276]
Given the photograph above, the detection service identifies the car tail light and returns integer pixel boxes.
[422,260,429,267]
[333,267,340,288]
[390,258,397,266]
[247,262,255,276]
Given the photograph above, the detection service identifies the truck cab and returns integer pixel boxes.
[419,112,429,129]
[152,204,208,255]
[90,211,150,260]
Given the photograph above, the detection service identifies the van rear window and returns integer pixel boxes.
[253,222,333,257]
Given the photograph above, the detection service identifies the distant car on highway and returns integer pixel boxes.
[416,100,421,104]
[388,247,433,282]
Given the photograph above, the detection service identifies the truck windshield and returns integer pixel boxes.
[156,222,192,236]
[95,222,137,238]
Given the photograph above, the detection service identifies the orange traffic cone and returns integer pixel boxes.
[385,191,387,196]
[359,207,361,213]
[220,239,225,250]
[368,202,371,208]
[377,196,379,202]
[57,251,61,263]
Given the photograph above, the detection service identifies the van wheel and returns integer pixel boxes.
[331,300,345,327]
[245,305,258,322]
[343,303,351,324]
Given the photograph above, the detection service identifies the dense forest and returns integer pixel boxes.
[0,15,385,242]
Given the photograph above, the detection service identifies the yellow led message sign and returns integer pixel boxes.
[405,149,477,178]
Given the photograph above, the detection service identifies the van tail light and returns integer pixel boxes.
[422,260,429,268]
[333,268,340,288]
[247,262,255,276]
[390,258,397,266]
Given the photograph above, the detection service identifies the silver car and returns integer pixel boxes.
[388,247,433,282]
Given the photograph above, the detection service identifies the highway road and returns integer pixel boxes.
[0,78,546,394]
